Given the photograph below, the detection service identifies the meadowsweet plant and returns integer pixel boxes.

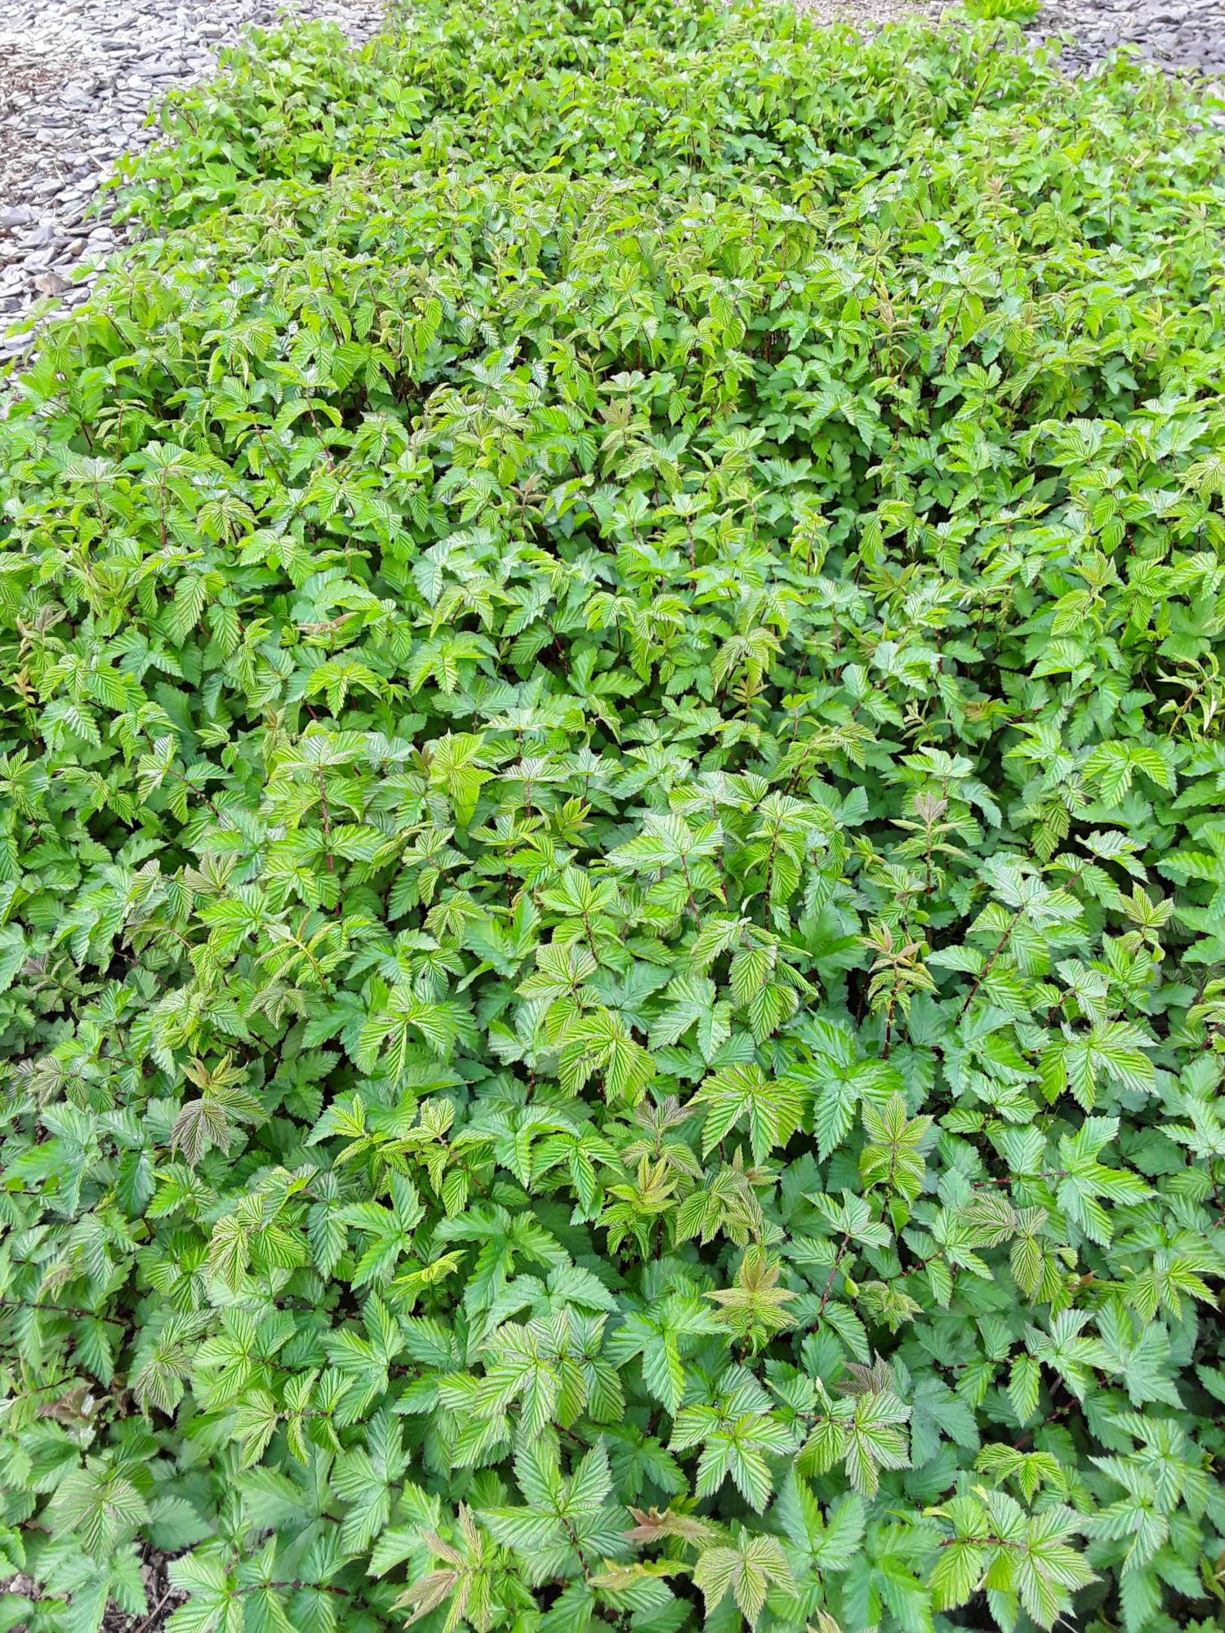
[963,0,1041,23]
[1,2,1225,1630]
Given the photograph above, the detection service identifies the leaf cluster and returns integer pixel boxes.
[2,3,1225,1632]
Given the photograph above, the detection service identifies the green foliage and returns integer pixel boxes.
[2,1,1225,1631]
[962,0,1041,22]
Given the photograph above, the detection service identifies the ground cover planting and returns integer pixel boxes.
[2,2,1225,1630]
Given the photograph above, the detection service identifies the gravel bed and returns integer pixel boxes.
[1035,0,1225,78]
[802,0,1225,83]
[0,0,382,366]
